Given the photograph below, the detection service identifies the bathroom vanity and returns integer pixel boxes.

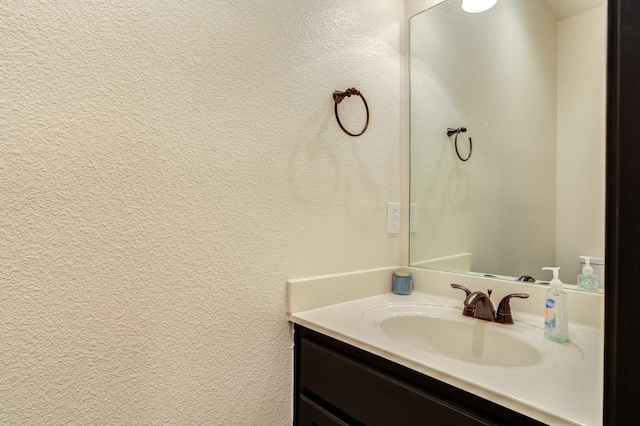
[294,324,544,425]
[288,267,604,426]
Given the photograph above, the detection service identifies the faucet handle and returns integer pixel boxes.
[496,293,530,324]
[450,283,471,297]
[450,284,475,317]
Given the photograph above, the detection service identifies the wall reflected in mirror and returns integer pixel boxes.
[409,0,606,288]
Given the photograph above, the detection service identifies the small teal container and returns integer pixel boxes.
[392,270,413,295]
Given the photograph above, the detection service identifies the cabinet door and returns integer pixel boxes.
[299,338,492,426]
[298,395,351,426]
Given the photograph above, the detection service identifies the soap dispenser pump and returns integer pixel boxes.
[578,256,600,292]
[542,267,569,343]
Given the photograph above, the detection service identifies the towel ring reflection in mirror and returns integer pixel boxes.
[333,88,369,137]
[447,127,472,161]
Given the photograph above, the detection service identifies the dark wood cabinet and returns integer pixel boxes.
[293,324,547,426]
[298,395,350,426]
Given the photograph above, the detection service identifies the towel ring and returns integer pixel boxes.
[333,88,369,137]
[446,127,472,161]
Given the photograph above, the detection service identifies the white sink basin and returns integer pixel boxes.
[363,303,544,367]
[379,315,542,367]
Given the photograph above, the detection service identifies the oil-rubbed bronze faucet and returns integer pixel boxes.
[450,284,529,325]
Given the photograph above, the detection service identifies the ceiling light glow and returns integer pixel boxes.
[462,0,498,13]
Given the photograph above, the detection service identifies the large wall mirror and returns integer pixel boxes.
[409,0,607,287]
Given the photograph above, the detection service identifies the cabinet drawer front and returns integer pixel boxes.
[299,395,351,426]
[300,338,491,426]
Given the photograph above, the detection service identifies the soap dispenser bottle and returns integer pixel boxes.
[542,267,569,343]
[578,256,600,292]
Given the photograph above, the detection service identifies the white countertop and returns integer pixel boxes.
[289,290,604,426]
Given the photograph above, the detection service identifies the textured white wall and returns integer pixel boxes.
[0,1,404,424]
[556,6,606,282]
[409,0,557,277]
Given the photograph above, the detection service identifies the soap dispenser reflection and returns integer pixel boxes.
[578,256,600,292]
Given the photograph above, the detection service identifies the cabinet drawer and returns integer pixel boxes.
[299,338,491,426]
[298,395,351,426]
